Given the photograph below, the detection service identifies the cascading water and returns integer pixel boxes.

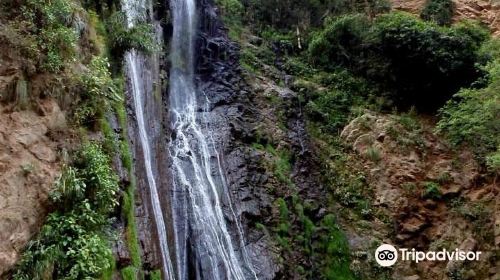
[123,0,175,279]
[168,0,257,279]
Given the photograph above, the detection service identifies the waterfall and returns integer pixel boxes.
[123,0,175,279]
[168,0,257,279]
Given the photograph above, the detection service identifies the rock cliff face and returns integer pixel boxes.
[341,113,498,280]
[392,0,500,36]
[194,0,280,277]
[123,0,281,277]
[0,32,71,277]
[0,98,66,277]
[124,29,168,274]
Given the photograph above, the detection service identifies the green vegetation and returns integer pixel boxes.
[21,163,35,175]
[421,0,454,26]
[319,214,356,280]
[241,0,389,32]
[276,198,292,250]
[14,143,118,280]
[106,12,157,57]
[113,84,143,275]
[149,270,162,280]
[230,0,498,278]
[216,0,244,40]
[2,0,153,277]
[75,56,121,126]
[301,69,376,133]
[422,181,442,200]
[274,196,356,279]
[450,199,494,243]
[365,146,381,162]
[309,12,489,110]
[121,266,138,280]
[253,143,294,187]
[11,0,78,72]
[437,39,500,169]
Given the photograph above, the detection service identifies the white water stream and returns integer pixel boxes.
[123,0,257,278]
[168,0,257,279]
[123,0,175,279]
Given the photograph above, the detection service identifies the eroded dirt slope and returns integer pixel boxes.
[0,37,68,276]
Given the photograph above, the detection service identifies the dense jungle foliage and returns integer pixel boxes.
[1,0,498,278]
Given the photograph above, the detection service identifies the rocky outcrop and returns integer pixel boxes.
[193,1,280,278]
[0,98,66,277]
[341,112,498,280]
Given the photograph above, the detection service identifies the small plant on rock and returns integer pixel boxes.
[422,181,442,199]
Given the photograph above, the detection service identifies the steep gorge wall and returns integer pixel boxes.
[123,0,280,277]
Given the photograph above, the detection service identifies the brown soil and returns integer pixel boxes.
[342,112,499,280]
[0,35,71,276]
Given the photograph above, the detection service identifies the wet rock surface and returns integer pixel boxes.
[191,0,280,278]
[124,49,166,273]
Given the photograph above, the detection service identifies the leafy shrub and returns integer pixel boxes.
[421,0,454,26]
[437,40,500,166]
[372,12,488,109]
[242,0,389,31]
[486,148,500,174]
[75,56,121,126]
[106,12,156,56]
[306,90,357,133]
[309,14,371,70]
[14,143,119,279]
[7,0,80,72]
[14,213,113,280]
[82,0,120,15]
[422,181,442,199]
[309,12,489,111]
[74,143,120,214]
[82,57,120,101]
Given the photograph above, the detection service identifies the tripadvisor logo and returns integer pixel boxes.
[375,244,398,267]
[374,244,482,267]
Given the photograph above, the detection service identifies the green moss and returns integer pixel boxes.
[319,214,356,280]
[99,117,118,155]
[113,91,142,271]
[149,270,162,280]
[101,253,116,280]
[114,99,133,172]
[121,266,138,280]
[123,179,142,268]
